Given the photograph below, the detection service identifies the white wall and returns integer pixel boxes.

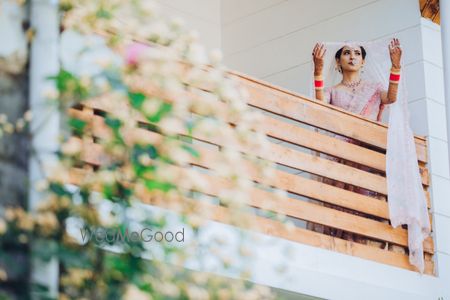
[156,0,221,51]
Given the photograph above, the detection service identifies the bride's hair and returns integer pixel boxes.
[335,45,367,60]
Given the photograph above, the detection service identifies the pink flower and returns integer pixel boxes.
[125,43,149,65]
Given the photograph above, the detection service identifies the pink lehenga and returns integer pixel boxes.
[307,80,392,249]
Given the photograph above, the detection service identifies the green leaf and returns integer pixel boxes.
[144,180,174,192]
[96,8,112,19]
[47,69,75,91]
[105,116,122,130]
[147,102,172,123]
[103,184,115,200]
[128,92,146,109]
[105,116,125,144]
[181,144,200,158]
[69,117,87,135]
[49,182,72,197]
[47,69,89,100]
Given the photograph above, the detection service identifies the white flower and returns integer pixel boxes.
[0,219,7,235]
[23,110,32,122]
[186,30,200,42]
[284,220,296,233]
[34,179,49,192]
[42,86,59,100]
[0,114,7,124]
[230,98,247,113]
[36,211,59,234]
[164,77,184,95]
[169,17,185,30]
[141,1,160,17]
[159,117,184,135]
[98,170,116,185]
[124,284,153,300]
[98,207,117,227]
[3,123,14,134]
[218,82,239,102]
[186,43,207,65]
[186,169,208,191]
[138,153,152,166]
[157,281,180,298]
[61,138,82,156]
[149,20,172,43]
[125,204,147,222]
[193,118,218,137]
[154,163,178,182]
[222,149,241,163]
[0,268,7,281]
[15,118,25,131]
[171,98,190,118]
[142,98,161,116]
[167,147,191,166]
[209,48,223,65]
[46,162,71,183]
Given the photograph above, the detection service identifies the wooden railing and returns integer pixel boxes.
[67,65,434,275]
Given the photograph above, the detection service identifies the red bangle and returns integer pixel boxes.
[389,73,400,81]
[314,80,324,88]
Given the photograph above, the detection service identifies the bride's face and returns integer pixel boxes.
[337,46,365,72]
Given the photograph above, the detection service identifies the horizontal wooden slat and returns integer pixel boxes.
[67,167,434,275]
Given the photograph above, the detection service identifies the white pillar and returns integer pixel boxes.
[441,0,450,169]
[29,0,60,297]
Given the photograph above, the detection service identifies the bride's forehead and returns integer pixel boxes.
[342,45,361,51]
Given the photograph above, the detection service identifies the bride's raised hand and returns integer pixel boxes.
[312,42,326,75]
[389,38,402,69]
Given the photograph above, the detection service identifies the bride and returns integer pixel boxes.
[308,38,430,273]
[309,39,402,241]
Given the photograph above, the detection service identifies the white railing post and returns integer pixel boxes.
[29,0,60,297]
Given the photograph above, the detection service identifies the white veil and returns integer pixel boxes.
[309,39,431,273]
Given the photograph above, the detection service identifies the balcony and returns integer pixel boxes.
[66,62,434,276]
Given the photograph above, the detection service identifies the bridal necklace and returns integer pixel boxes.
[341,78,362,93]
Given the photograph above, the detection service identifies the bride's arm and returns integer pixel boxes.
[312,43,326,102]
[381,71,400,104]
[381,38,402,104]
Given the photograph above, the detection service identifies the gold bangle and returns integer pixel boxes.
[389,80,399,85]
[390,67,401,74]
[314,75,323,80]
